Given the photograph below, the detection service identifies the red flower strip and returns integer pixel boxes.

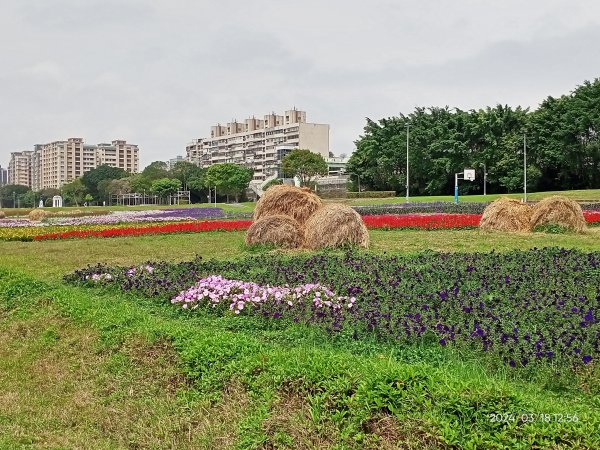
[363,214,481,229]
[31,211,600,241]
[33,220,253,240]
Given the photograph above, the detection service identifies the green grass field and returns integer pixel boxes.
[3,188,600,217]
[1,228,599,448]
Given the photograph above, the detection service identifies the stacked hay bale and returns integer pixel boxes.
[253,184,322,225]
[245,215,305,249]
[28,209,50,221]
[480,198,533,232]
[247,184,369,249]
[0,210,6,219]
[304,204,369,249]
[530,195,587,232]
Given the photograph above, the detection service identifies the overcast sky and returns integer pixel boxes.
[1,0,599,169]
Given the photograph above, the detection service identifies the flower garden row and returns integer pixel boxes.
[66,248,600,369]
[0,211,598,241]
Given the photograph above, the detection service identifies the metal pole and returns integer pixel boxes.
[523,133,527,202]
[454,173,459,204]
[483,163,487,196]
[214,186,217,207]
[405,123,410,202]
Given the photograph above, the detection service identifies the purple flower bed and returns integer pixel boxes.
[354,201,600,216]
[0,219,46,228]
[45,207,250,226]
[170,275,355,330]
[66,248,600,369]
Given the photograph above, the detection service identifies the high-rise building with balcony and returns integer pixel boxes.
[7,151,35,186]
[186,109,329,181]
[8,138,139,190]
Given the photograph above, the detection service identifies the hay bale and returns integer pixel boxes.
[28,209,50,221]
[304,203,369,249]
[245,214,305,249]
[480,198,533,232]
[0,210,5,219]
[254,184,322,225]
[530,195,587,232]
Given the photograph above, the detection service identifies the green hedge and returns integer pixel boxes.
[347,191,396,198]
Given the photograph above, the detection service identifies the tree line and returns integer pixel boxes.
[0,161,253,208]
[346,78,600,195]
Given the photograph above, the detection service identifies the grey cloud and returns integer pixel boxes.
[1,0,600,166]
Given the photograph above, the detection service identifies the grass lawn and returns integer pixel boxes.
[1,229,599,448]
[4,188,600,217]
[1,228,600,278]
[345,189,600,206]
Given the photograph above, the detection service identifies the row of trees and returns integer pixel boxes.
[0,148,331,208]
[0,161,254,208]
[347,79,600,195]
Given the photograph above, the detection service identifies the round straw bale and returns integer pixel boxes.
[530,195,587,232]
[304,203,369,249]
[254,184,322,225]
[245,214,305,249]
[28,209,50,221]
[479,197,532,232]
[0,210,6,219]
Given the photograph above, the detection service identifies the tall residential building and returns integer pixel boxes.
[0,165,8,186]
[166,155,186,170]
[186,109,330,181]
[8,138,139,190]
[8,151,34,186]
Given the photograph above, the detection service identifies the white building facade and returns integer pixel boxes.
[186,109,330,181]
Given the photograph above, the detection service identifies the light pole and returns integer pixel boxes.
[405,123,410,202]
[523,133,527,202]
[13,191,16,208]
[483,163,487,196]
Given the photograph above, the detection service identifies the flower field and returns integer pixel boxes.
[0,209,597,241]
[67,247,600,369]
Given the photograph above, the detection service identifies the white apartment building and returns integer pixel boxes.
[8,138,139,190]
[186,109,330,181]
[7,151,34,186]
[166,155,186,170]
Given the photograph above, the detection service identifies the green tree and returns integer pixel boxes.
[128,174,152,193]
[107,178,131,195]
[203,163,253,202]
[169,161,203,190]
[0,185,30,208]
[61,178,87,206]
[142,161,170,181]
[151,178,182,199]
[81,165,128,198]
[281,149,328,186]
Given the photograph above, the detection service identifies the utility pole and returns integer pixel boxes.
[405,123,410,203]
[523,133,527,202]
[483,163,487,196]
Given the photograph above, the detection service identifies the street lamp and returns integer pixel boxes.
[405,123,410,202]
[13,191,16,209]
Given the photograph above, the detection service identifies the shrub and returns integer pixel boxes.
[347,191,396,198]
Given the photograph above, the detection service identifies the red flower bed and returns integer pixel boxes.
[363,214,481,229]
[31,211,600,241]
[583,211,600,224]
[33,220,253,240]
